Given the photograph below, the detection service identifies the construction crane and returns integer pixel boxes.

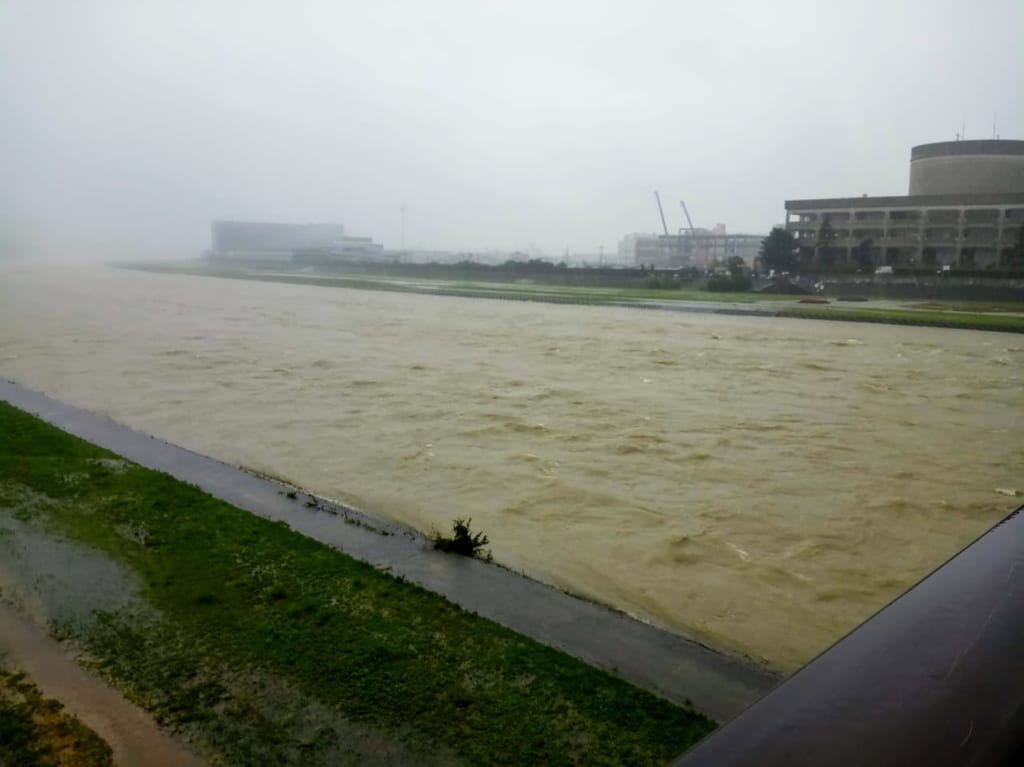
[680,200,707,267]
[654,191,669,237]
[680,200,697,236]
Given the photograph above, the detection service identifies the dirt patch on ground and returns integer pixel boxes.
[0,665,113,767]
[0,482,203,766]
[0,601,204,767]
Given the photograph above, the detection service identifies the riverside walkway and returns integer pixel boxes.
[0,379,778,722]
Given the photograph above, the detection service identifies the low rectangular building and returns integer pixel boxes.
[211,220,349,257]
[208,220,389,267]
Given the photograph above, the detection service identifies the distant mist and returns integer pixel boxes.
[1,0,1022,263]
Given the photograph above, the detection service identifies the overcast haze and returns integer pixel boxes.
[2,0,1022,261]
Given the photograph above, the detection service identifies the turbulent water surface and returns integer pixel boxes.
[1,266,1020,670]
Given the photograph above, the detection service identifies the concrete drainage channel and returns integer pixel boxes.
[0,380,779,724]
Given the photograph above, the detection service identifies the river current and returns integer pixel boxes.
[1,266,1020,670]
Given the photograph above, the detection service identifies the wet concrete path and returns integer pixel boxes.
[0,380,778,722]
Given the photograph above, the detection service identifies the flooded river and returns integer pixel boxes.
[1,266,1020,670]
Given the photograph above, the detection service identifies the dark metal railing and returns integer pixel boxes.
[675,505,1024,767]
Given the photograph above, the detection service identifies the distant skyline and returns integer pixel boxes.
[2,0,1022,260]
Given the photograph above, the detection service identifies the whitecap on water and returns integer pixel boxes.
[725,542,752,562]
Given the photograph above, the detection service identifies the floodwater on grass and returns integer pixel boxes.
[0,265,1021,670]
[0,483,150,628]
[0,483,455,767]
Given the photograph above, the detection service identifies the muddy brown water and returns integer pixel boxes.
[0,265,1020,671]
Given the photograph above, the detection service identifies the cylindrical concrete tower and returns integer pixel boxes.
[909,139,1024,196]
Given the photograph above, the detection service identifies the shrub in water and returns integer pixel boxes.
[432,518,492,560]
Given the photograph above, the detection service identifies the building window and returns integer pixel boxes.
[963,228,997,245]
[964,208,999,223]
[888,228,921,242]
[926,210,960,223]
[924,227,958,242]
[853,228,883,240]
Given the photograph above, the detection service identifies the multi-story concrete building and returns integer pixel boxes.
[622,226,763,269]
[785,140,1024,270]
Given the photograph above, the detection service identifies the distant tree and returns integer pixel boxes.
[725,255,746,274]
[499,257,556,272]
[706,256,752,292]
[759,228,799,274]
[853,238,875,272]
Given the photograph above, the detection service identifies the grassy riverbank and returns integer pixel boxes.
[0,402,713,766]
[781,305,1024,331]
[119,263,1024,333]
[120,262,771,306]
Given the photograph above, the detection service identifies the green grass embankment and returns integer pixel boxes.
[780,306,1024,332]
[0,402,713,766]
[119,263,1024,332]
[117,263,782,306]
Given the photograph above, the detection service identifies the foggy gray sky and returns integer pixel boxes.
[2,0,1022,260]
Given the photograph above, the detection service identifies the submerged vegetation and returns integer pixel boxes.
[432,518,492,560]
[0,402,714,766]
